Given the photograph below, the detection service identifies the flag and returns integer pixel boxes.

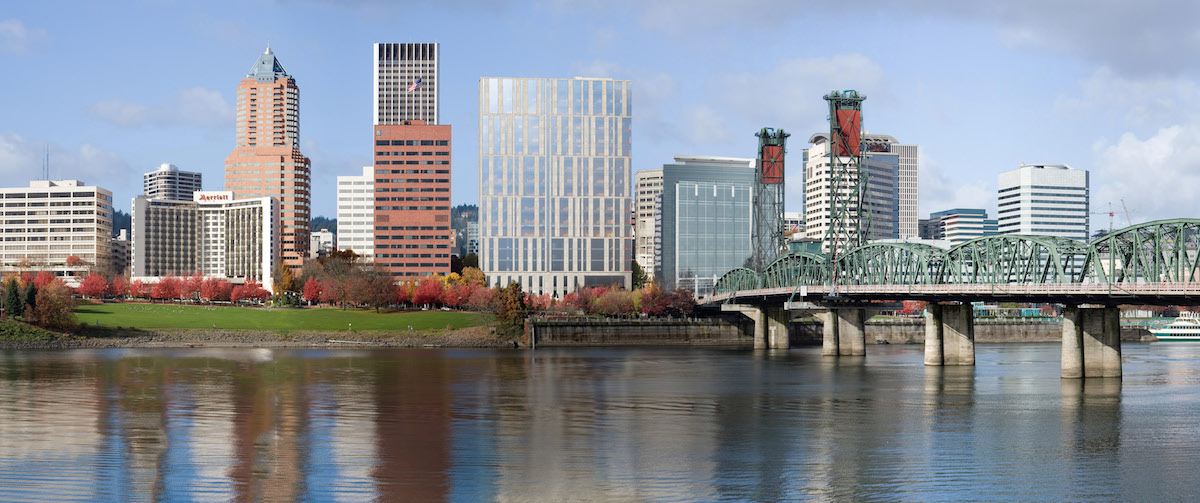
[407,77,422,92]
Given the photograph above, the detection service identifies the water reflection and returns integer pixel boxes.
[3,345,1200,500]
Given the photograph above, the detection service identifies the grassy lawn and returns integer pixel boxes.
[75,303,490,331]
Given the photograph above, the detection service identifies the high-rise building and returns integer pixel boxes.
[923,208,998,244]
[131,191,279,289]
[479,77,632,296]
[656,156,755,297]
[633,169,663,279]
[336,166,375,260]
[144,163,202,200]
[374,43,438,126]
[997,164,1090,240]
[803,133,918,243]
[223,46,311,271]
[371,122,453,278]
[0,180,113,285]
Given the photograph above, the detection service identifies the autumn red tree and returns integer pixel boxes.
[77,273,109,299]
[65,255,86,267]
[110,276,128,298]
[128,280,146,298]
[151,276,181,301]
[32,271,56,289]
[200,277,232,302]
[302,277,323,305]
[394,281,413,305]
[180,272,204,302]
[231,279,269,304]
[411,276,444,306]
[464,285,493,311]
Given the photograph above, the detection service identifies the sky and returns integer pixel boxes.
[2,1,1199,229]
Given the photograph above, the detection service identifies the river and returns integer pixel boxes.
[1,343,1199,501]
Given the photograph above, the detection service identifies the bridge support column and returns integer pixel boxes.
[766,307,790,349]
[1062,306,1121,378]
[820,311,838,356]
[924,303,975,366]
[836,309,866,356]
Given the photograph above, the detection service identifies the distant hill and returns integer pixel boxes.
[451,204,478,256]
[311,216,337,234]
[112,209,131,238]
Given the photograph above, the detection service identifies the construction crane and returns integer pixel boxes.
[1092,201,1138,236]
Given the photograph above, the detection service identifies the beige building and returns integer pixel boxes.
[0,180,113,284]
[132,191,279,289]
[336,166,374,260]
[633,169,662,280]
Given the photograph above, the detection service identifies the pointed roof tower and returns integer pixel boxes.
[246,44,291,82]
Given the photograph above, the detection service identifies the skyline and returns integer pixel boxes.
[1,1,1197,225]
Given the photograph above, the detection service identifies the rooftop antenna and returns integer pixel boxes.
[42,145,49,180]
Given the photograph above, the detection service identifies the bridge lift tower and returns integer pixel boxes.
[823,90,868,289]
[752,127,790,271]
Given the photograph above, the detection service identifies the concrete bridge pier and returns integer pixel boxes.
[721,304,791,349]
[820,309,866,356]
[1062,306,1121,378]
[924,303,975,366]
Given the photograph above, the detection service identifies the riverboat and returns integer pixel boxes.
[1150,312,1200,340]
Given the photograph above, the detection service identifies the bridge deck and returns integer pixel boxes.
[706,282,1200,306]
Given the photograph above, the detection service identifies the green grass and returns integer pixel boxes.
[74,303,489,331]
[0,318,61,341]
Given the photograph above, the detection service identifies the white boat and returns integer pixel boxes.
[1150,312,1200,340]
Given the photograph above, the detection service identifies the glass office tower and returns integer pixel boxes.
[478,77,632,296]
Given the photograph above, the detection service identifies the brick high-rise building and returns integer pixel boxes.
[372,123,453,278]
[224,46,311,270]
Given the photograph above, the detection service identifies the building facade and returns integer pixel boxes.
[479,77,633,296]
[131,191,279,289]
[997,164,1090,240]
[923,208,998,244]
[144,163,202,201]
[633,169,662,279]
[336,166,375,260]
[371,122,453,278]
[310,229,335,258]
[656,156,755,297]
[374,42,438,126]
[223,46,311,271]
[802,133,918,245]
[0,180,113,283]
[465,220,480,257]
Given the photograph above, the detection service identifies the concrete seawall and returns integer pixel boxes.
[530,317,1154,347]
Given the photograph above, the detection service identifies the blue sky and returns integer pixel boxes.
[2,1,1198,226]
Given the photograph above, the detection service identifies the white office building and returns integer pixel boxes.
[310,229,336,258]
[634,169,663,279]
[132,191,279,289]
[479,77,632,296]
[802,133,918,245]
[336,166,375,260]
[997,164,1090,240]
[0,180,113,284]
[144,163,202,201]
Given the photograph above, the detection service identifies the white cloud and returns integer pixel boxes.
[710,53,888,128]
[0,19,47,54]
[1092,125,1200,223]
[918,149,995,217]
[682,104,733,145]
[88,87,234,129]
[0,133,134,184]
[1054,67,1200,126]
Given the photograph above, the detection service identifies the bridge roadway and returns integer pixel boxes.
[702,282,1200,380]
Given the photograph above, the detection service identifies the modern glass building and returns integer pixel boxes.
[923,208,998,244]
[997,164,1090,240]
[656,156,755,297]
[478,77,632,296]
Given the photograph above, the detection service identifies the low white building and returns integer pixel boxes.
[132,191,279,290]
[0,180,114,285]
[310,229,336,258]
[336,166,374,260]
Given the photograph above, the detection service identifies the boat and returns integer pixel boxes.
[1150,312,1200,340]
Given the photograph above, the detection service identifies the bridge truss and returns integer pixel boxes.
[714,219,1200,299]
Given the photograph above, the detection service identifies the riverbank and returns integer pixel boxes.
[0,325,514,350]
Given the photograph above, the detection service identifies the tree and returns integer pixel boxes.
[110,275,128,298]
[494,282,528,339]
[639,284,668,316]
[31,281,76,331]
[151,276,181,301]
[32,271,55,289]
[65,255,86,267]
[461,267,486,287]
[462,253,479,269]
[302,277,323,305]
[181,272,204,302]
[77,273,109,299]
[395,281,414,305]
[200,277,232,302]
[412,276,445,306]
[664,288,696,317]
[353,271,398,312]
[274,263,297,293]
[464,285,493,311]
[3,279,20,319]
[450,254,464,275]
[128,280,146,298]
[596,288,636,316]
[631,260,647,290]
[24,282,37,312]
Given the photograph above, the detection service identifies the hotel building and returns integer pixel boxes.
[0,180,114,283]
[997,164,1090,240]
[479,77,633,296]
[223,46,311,271]
[132,191,278,289]
[336,166,375,260]
[144,163,202,201]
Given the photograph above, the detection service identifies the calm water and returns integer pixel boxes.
[1,343,1200,501]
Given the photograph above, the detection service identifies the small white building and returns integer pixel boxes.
[336,166,375,260]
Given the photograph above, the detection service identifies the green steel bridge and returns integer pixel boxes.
[708,218,1200,306]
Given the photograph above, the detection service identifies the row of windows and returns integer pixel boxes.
[374,160,450,165]
[375,206,450,211]
[374,169,449,175]
[374,197,450,201]
[376,179,449,184]
[374,140,449,146]
[375,151,449,156]
[999,185,1086,192]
